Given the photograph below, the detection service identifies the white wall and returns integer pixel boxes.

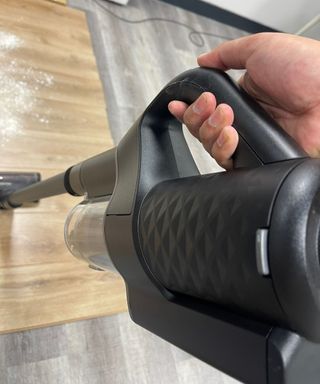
[202,0,320,33]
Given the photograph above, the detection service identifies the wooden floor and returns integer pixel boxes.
[0,0,127,334]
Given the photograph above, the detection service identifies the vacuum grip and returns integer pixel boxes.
[138,160,320,339]
[144,67,306,168]
[138,165,289,324]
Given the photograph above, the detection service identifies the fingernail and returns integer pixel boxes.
[217,132,226,148]
[208,110,220,128]
[192,95,206,114]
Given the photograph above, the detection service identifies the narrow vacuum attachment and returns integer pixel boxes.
[0,172,41,209]
[0,148,116,209]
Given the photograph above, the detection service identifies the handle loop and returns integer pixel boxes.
[142,67,307,168]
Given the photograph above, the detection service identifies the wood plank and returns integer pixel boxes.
[0,0,127,334]
[0,263,126,334]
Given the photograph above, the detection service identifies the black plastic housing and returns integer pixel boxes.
[138,158,320,342]
[269,159,320,341]
[105,67,320,383]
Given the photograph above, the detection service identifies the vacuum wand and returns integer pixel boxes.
[0,147,116,208]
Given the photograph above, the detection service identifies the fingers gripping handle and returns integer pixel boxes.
[144,67,306,168]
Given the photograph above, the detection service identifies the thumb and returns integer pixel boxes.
[197,34,262,70]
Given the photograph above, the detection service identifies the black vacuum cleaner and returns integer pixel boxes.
[2,67,320,384]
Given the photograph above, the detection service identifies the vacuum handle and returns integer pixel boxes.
[144,67,306,168]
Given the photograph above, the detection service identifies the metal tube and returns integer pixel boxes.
[5,147,117,207]
[8,172,67,206]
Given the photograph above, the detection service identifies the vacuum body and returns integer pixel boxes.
[104,68,320,383]
[3,67,320,384]
[103,68,320,343]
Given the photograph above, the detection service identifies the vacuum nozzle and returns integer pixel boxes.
[0,172,41,209]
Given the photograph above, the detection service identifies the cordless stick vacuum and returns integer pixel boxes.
[2,68,320,384]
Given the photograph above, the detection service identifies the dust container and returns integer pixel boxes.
[64,198,117,272]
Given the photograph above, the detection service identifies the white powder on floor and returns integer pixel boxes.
[0,31,23,51]
[0,30,54,147]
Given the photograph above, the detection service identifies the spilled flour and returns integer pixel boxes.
[0,30,54,146]
[0,31,23,51]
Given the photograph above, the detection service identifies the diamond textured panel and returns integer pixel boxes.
[139,166,289,324]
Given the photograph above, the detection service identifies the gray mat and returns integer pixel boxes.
[1,313,240,384]
[0,314,242,384]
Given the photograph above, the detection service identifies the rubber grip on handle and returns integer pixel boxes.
[138,160,304,332]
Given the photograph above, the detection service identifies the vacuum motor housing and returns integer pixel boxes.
[138,158,320,342]
[18,66,319,383]
[101,68,320,344]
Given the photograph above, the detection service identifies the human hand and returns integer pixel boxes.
[168,33,320,169]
